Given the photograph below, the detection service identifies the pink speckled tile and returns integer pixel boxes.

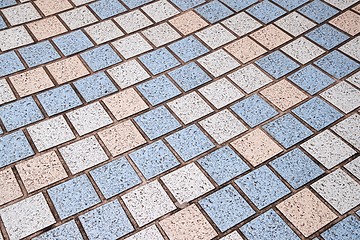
[260,80,308,111]
[103,88,148,120]
[46,56,90,84]
[225,36,267,63]
[35,0,73,16]
[9,67,54,97]
[277,188,337,237]
[160,204,217,240]
[250,24,292,50]
[329,10,360,36]
[27,16,67,41]
[16,151,67,192]
[169,11,208,35]
[231,128,282,166]
[0,168,22,205]
[98,120,146,156]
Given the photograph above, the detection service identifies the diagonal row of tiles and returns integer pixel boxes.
[0,0,360,240]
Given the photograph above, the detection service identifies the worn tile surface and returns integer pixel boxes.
[0,0,359,239]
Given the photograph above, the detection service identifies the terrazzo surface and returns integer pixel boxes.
[0,0,359,239]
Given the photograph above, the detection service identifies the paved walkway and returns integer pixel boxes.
[0,0,359,239]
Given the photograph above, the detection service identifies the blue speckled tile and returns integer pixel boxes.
[0,0,16,8]
[37,85,82,116]
[129,140,180,179]
[0,16,7,30]
[0,131,34,168]
[220,0,257,11]
[53,30,94,56]
[122,0,152,8]
[198,146,249,185]
[89,0,126,19]
[134,106,181,140]
[0,97,43,131]
[246,0,286,24]
[292,97,343,131]
[235,166,290,209]
[321,215,360,240]
[48,175,101,220]
[74,72,117,102]
[90,157,141,198]
[314,51,359,79]
[199,185,255,232]
[0,51,25,77]
[272,0,309,11]
[18,41,60,67]
[306,24,349,50]
[170,0,206,11]
[195,0,234,23]
[79,200,134,240]
[270,148,324,189]
[298,0,339,23]
[168,62,211,91]
[288,65,335,95]
[240,209,300,240]
[263,113,313,148]
[137,75,181,106]
[169,36,209,62]
[33,220,83,240]
[231,94,278,128]
[166,124,215,161]
[80,45,122,72]
[139,48,180,75]
[256,51,300,79]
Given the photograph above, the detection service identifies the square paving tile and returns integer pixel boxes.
[80,44,122,72]
[0,51,25,77]
[196,24,236,49]
[246,0,286,24]
[292,97,343,131]
[79,200,134,240]
[129,140,179,179]
[339,36,360,62]
[48,175,100,219]
[199,185,255,232]
[85,20,124,45]
[198,49,240,77]
[89,0,126,19]
[114,9,152,33]
[260,79,307,111]
[122,180,176,226]
[27,116,75,152]
[0,97,43,131]
[236,166,290,209]
[225,37,266,63]
[231,128,282,166]
[345,156,360,180]
[32,220,82,240]
[167,92,213,124]
[90,157,141,198]
[165,125,215,161]
[231,94,278,128]
[134,106,181,140]
[103,88,148,120]
[288,65,335,95]
[298,0,339,23]
[169,35,210,62]
[281,37,325,64]
[200,109,247,144]
[169,10,208,35]
[275,12,316,37]
[277,188,337,237]
[142,0,179,22]
[222,12,261,37]
[306,24,349,50]
[251,25,292,50]
[270,148,324,189]
[53,30,94,56]
[195,0,234,23]
[198,146,250,185]
[312,169,360,214]
[16,151,67,192]
[137,75,181,106]
[330,10,360,36]
[160,204,217,240]
[139,48,180,75]
[199,78,244,109]
[0,79,15,104]
[98,120,146,156]
[19,41,60,67]
[2,3,41,26]
[0,168,22,205]
[0,26,33,51]
[321,215,360,240]
[112,33,152,59]
[34,0,72,16]
[0,193,55,240]
[263,113,313,149]
[142,23,181,47]
[331,114,360,150]
[168,62,211,91]
[321,82,360,113]
[59,6,97,30]
[59,136,108,174]
[240,209,300,240]
[161,163,214,204]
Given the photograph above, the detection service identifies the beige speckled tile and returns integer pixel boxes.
[35,0,73,16]
[225,36,266,63]
[169,11,208,35]
[250,24,292,50]
[330,10,360,36]
[27,16,67,41]
[0,168,22,205]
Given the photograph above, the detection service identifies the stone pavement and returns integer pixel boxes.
[0,0,359,239]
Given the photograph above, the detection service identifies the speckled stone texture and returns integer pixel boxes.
[0,0,359,239]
